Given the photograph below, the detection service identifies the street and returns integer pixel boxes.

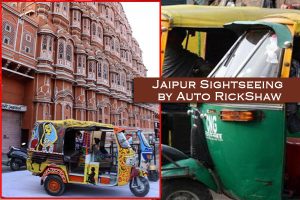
[2,169,160,198]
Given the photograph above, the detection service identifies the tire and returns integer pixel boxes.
[148,170,159,182]
[10,158,20,171]
[162,179,213,200]
[44,175,65,196]
[129,176,150,197]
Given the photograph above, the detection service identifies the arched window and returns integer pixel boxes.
[66,44,72,62]
[115,39,120,53]
[97,61,102,78]
[58,41,64,59]
[117,73,120,85]
[103,62,108,79]
[97,25,102,39]
[48,37,52,51]
[42,36,47,50]
[92,23,96,36]
[110,39,114,50]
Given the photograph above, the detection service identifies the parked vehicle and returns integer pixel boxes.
[7,143,28,171]
[27,119,149,197]
[162,13,300,200]
[125,130,159,182]
[137,130,159,182]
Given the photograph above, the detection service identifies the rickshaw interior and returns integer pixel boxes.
[63,127,121,185]
[162,27,238,153]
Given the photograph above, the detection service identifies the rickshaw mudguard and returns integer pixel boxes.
[162,158,218,192]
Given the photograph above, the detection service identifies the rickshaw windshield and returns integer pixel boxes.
[141,133,151,148]
[116,132,131,148]
[211,30,282,78]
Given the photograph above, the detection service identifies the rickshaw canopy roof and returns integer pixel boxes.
[162,5,300,29]
[36,119,114,129]
[225,21,293,48]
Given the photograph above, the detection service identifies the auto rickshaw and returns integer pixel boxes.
[162,13,300,199]
[125,129,159,182]
[161,5,300,154]
[26,119,150,197]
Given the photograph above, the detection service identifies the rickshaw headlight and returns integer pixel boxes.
[220,110,263,122]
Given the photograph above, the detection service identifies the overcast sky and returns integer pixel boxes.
[121,2,160,77]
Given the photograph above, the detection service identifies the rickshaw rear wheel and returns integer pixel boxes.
[163,179,212,200]
[10,158,20,171]
[129,176,150,197]
[148,170,159,182]
[44,175,65,196]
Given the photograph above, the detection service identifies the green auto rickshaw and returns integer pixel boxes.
[162,13,300,200]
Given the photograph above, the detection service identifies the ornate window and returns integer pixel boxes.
[92,23,96,36]
[115,39,120,53]
[58,41,64,59]
[42,36,47,50]
[110,39,114,51]
[66,44,72,62]
[117,73,120,85]
[103,62,108,79]
[121,74,126,87]
[97,61,102,78]
[49,38,52,51]
[97,25,102,39]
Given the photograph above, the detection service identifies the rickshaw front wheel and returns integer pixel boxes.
[44,175,65,196]
[129,176,150,197]
[163,179,212,200]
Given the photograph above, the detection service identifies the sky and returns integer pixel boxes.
[121,2,160,77]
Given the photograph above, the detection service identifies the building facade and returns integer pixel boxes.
[2,2,158,152]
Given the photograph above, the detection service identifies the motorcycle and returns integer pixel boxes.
[7,143,28,171]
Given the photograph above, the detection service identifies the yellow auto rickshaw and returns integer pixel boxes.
[26,119,149,197]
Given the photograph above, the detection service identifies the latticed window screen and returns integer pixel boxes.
[89,61,94,72]
[2,21,15,46]
[42,36,47,50]
[58,41,64,59]
[110,39,114,50]
[97,62,102,77]
[48,37,52,51]
[66,44,72,61]
[115,39,120,53]
[104,63,108,79]
[78,56,82,68]
[92,23,96,35]
[117,74,120,85]
[98,26,102,38]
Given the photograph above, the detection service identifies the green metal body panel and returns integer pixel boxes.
[162,158,218,191]
[200,103,286,200]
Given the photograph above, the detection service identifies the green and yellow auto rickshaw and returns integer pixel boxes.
[27,119,149,197]
[162,13,300,200]
[161,5,300,153]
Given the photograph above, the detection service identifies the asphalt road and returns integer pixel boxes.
[2,169,160,198]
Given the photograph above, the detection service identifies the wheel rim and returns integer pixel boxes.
[166,190,200,200]
[133,177,145,193]
[48,179,61,193]
[12,162,19,170]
